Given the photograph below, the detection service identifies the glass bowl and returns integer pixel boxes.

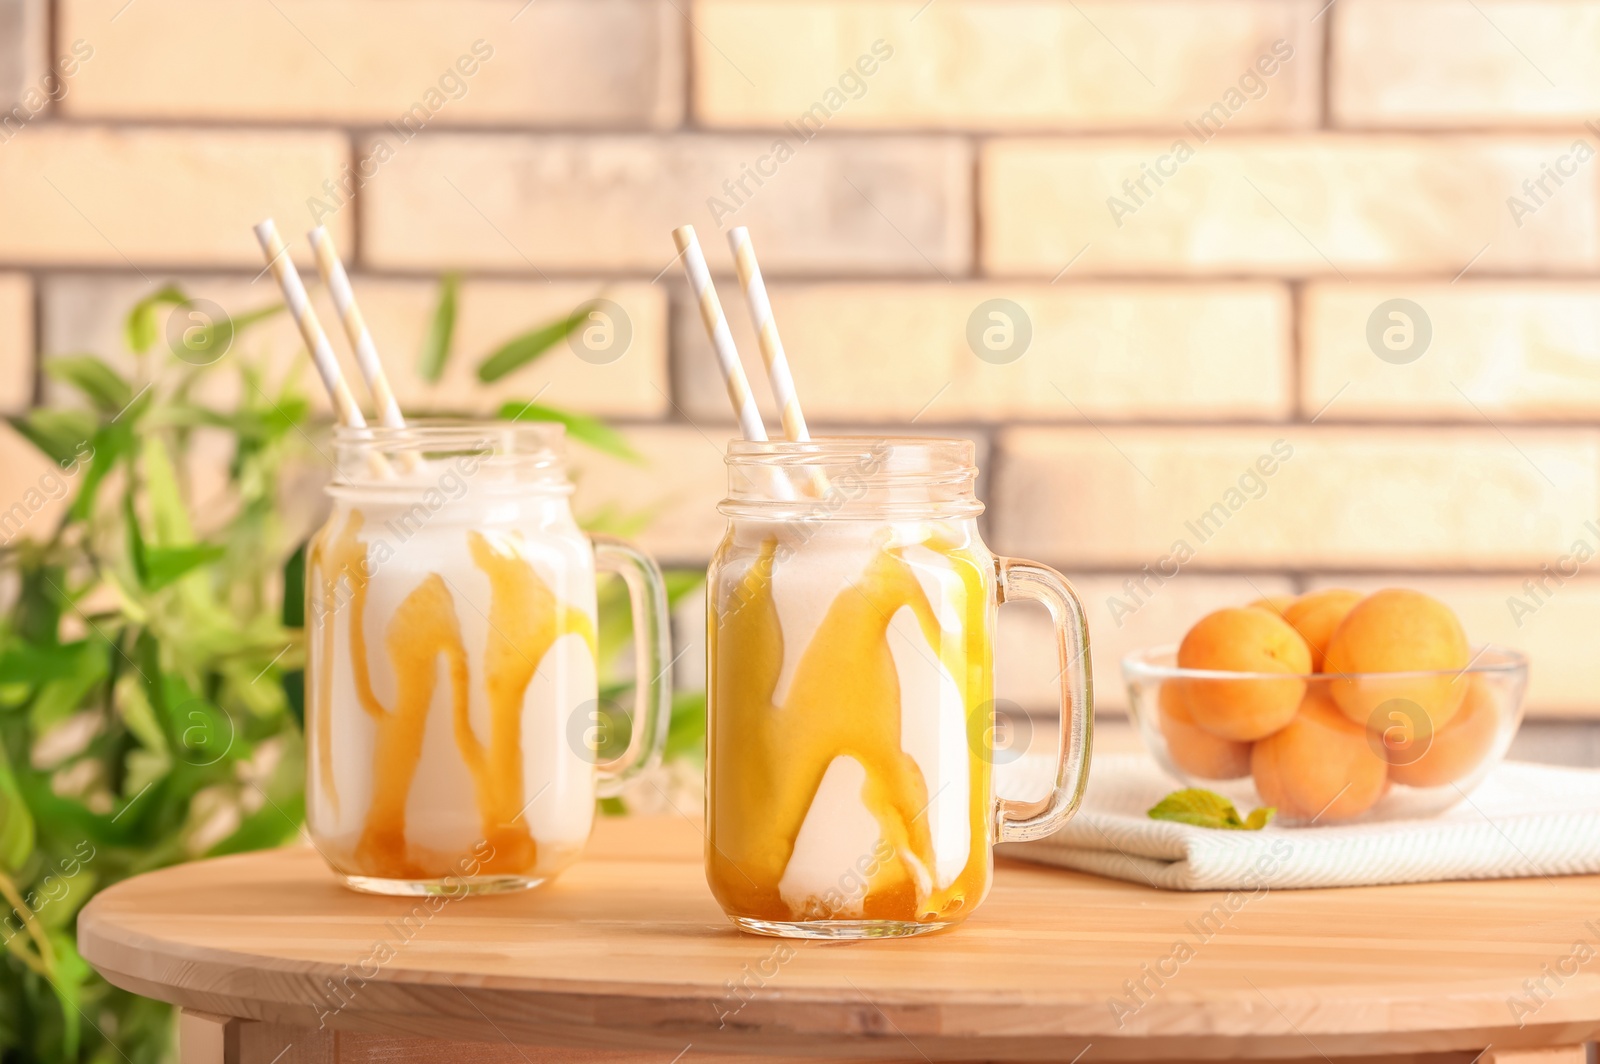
[1122,644,1528,825]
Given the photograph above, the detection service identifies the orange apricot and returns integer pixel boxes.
[1324,589,1471,731]
[1281,588,1363,672]
[1386,677,1501,788]
[1251,691,1389,822]
[1156,682,1252,780]
[1176,607,1312,741]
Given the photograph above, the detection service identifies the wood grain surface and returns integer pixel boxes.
[79,815,1600,1061]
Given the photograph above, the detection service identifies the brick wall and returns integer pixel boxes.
[3,0,1599,720]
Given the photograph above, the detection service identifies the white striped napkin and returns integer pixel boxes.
[996,752,1600,891]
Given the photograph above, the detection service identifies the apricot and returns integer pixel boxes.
[1176,607,1312,741]
[1386,677,1501,788]
[1324,589,1471,731]
[1156,682,1251,780]
[1251,691,1389,822]
[1281,589,1363,672]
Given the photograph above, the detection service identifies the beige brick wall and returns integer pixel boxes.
[59,0,684,128]
[0,273,33,413]
[3,0,1597,720]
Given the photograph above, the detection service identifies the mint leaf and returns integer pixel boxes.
[1243,806,1276,830]
[1148,788,1274,831]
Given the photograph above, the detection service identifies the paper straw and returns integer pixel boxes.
[672,225,797,501]
[672,226,768,443]
[254,220,367,429]
[727,227,810,443]
[307,227,405,430]
[255,220,393,478]
[727,227,829,497]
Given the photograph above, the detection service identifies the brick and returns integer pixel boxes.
[1303,282,1600,420]
[1306,576,1600,720]
[0,0,47,112]
[997,573,1296,715]
[675,282,1290,423]
[1333,0,1600,128]
[981,136,1600,277]
[0,128,350,267]
[0,421,74,548]
[992,427,1600,570]
[360,134,971,275]
[60,0,682,128]
[40,274,667,419]
[694,0,1319,131]
[0,273,31,413]
[569,425,728,565]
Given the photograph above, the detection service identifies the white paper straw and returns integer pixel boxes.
[728,227,809,443]
[254,219,391,478]
[672,225,768,443]
[727,226,829,497]
[307,226,405,430]
[672,225,797,501]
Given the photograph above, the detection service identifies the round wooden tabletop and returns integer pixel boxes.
[80,814,1600,1062]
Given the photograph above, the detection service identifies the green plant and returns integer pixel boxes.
[0,292,309,1064]
[0,281,706,1064]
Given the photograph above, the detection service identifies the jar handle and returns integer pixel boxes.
[994,557,1094,843]
[590,535,673,798]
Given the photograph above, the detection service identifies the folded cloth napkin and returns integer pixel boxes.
[996,752,1600,891]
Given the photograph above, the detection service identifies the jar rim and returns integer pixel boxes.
[330,418,570,492]
[721,434,982,518]
[726,434,975,464]
[332,417,565,452]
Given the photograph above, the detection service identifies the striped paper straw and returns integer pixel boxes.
[308,226,405,430]
[254,220,367,429]
[672,225,768,443]
[728,227,809,442]
[672,225,796,501]
[255,220,394,479]
[727,227,828,496]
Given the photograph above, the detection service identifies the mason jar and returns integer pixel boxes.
[705,436,1094,938]
[305,421,669,895]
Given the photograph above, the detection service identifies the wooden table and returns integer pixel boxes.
[79,815,1599,1064]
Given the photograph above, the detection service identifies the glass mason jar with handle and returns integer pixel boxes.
[306,421,670,896]
[706,436,1093,938]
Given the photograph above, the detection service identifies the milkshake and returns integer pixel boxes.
[706,437,1093,937]
[306,423,669,894]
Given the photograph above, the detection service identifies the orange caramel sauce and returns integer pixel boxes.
[309,509,596,881]
[707,535,993,925]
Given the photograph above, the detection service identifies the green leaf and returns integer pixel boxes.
[477,305,591,383]
[7,409,97,465]
[141,544,227,592]
[1243,806,1276,830]
[418,273,459,383]
[139,435,193,547]
[0,641,95,687]
[196,301,283,360]
[27,653,108,734]
[0,746,35,872]
[68,421,133,522]
[42,355,133,415]
[496,401,639,463]
[124,284,187,355]
[46,931,88,1058]
[1148,788,1274,831]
